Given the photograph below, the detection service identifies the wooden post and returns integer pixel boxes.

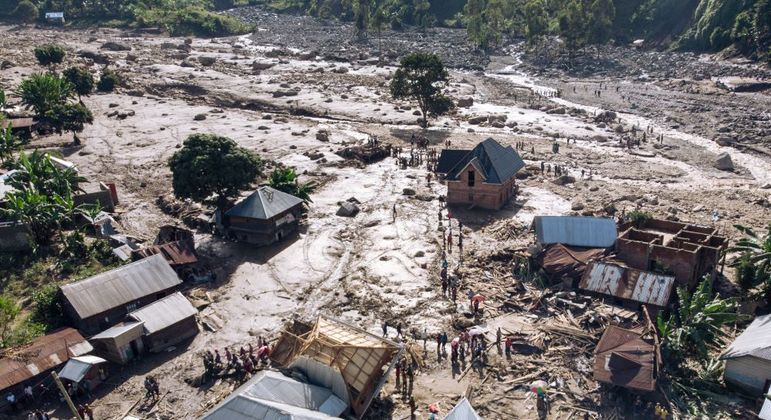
[51,371,83,420]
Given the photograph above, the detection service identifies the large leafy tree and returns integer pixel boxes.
[63,66,95,99]
[47,102,94,144]
[390,52,454,127]
[587,0,615,53]
[268,167,316,203]
[169,134,262,209]
[18,73,74,117]
[524,0,548,47]
[558,0,586,58]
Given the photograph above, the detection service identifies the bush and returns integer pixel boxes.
[627,210,652,227]
[737,255,758,290]
[135,6,253,37]
[31,283,64,329]
[97,70,120,92]
[63,66,95,97]
[34,44,66,67]
[12,0,38,23]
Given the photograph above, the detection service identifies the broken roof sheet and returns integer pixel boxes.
[538,243,605,280]
[226,186,304,220]
[534,216,618,248]
[446,138,525,184]
[721,314,771,361]
[128,292,197,334]
[0,328,92,392]
[134,240,197,266]
[58,355,107,383]
[271,316,402,418]
[203,370,346,420]
[579,261,675,307]
[594,325,658,392]
[444,397,481,420]
[60,254,181,319]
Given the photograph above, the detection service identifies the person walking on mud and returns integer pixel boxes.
[392,203,397,223]
[382,321,388,337]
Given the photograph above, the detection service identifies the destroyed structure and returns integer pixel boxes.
[269,316,403,418]
[216,186,304,246]
[57,355,109,393]
[721,313,771,396]
[437,138,524,210]
[616,219,727,289]
[593,325,661,393]
[579,261,675,313]
[90,322,146,364]
[60,254,182,335]
[0,328,92,404]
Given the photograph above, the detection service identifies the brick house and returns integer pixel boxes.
[437,138,525,210]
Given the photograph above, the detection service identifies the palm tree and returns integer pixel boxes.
[268,167,317,203]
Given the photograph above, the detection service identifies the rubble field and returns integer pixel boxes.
[0,7,770,420]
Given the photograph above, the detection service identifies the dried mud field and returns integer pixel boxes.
[1,10,770,420]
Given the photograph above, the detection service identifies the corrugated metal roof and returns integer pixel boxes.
[579,262,675,307]
[226,186,304,220]
[722,314,771,361]
[91,322,144,341]
[444,397,481,420]
[58,356,106,383]
[128,292,197,334]
[134,241,198,266]
[446,138,525,184]
[203,370,346,420]
[534,216,618,248]
[0,328,92,392]
[60,254,181,319]
[594,326,658,392]
[436,149,470,174]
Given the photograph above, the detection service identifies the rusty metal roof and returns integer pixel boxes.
[128,292,198,334]
[579,261,675,307]
[0,328,92,392]
[61,254,182,320]
[134,240,197,266]
[594,325,658,392]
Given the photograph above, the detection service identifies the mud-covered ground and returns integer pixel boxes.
[0,8,770,420]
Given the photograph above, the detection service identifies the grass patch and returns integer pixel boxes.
[135,6,254,37]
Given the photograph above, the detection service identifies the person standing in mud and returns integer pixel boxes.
[541,161,545,174]
[436,333,442,359]
[396,322,403,338]
[382,321,388,337]
[392,203,397,223]
[447,230,452,253]
[441,265,448,297]
[440,331,448,354]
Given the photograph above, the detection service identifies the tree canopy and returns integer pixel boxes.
[63,66,95,98]
[34,44,66,68]
[169,134,262,208]
[390,52,453,127]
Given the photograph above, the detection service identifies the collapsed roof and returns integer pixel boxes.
[271,316,403,418]
[721,314,771,362]
[593,325,660,393]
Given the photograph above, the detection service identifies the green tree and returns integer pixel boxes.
[31,283,64,329]
[1,188,65,245]
[97,69,120,92]
[63,66,95,99]
[657,276,741,363]
[169,134,262,209]
[587,0,615,55]
[390,52,454,127]
[46,102,94,144]
[268,167,317,203]
[0,296,20,347]
[353,0,370,40]
[12,0,38,24]
[558,0,586,58]
[34,44,66,69]
[18,73,74,117]
[524,0,548,47]
[732,10,754,53]
[0,88,6,109]
[8,151,84,198]
[371,5,386,62]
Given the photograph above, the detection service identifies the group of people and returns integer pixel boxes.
[5,383,38,412]
[143,376,160,401]
[25,410,51,420]
[393,356,417,400]
[201,341,272,382]
[449,329,488,367]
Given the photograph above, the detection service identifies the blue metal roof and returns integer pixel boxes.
[534,216,618,248]
[445,138,525,184]
[226,186,304,220]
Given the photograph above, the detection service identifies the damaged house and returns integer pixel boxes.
[615,218,727,289]
[126,292,199,353]
[60,254,182,335]
[436,138,525,210]
[721,314,771,396]
[270,316,403,418]
[579,261,676,313]
[216,186,304,246]
[594,324,661,393]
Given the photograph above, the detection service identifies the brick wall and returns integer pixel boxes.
[446,165,516,210]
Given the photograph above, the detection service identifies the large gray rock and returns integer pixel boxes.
[77,49,110,64]
[714,152,734,171]
[101,41,131,51]
[336,202,360,217]
[457,97,474,108]
[198,56,217,66]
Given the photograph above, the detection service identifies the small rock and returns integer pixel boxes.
[571,201,585,211]
[336,202,360,217]
[316,130,330,142]
[198,56,217,66]
[714,152,734,171]
[402,188,416,196]
[414,251,425,258]
[193,114,207,121]
[101,41,131,51]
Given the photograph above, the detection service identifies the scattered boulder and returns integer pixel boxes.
[101,41,131,51]
[457,97,474,108]
[571,201,585,211]
[77,49,109,64]
[402,188,416,196]
[316,130,330,142]
[553,175,576,185]
[1,60,14,70]
[714,152,734,171]
[336,202,360,217]
[468,115,486,125]
[193,114,207,121]
[198,56,217,66]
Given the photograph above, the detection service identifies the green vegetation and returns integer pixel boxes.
[169,133,263,209]
[34,44,66,68]
[729,224,771,302]
[133,5,253,37]
[656,276,744,416]
[97,69,121,92]
[626,209,652,227]
[390,52,453,127]
[12,0,39,23]
[0,296,20,347]
[63,66,96,98]
[17,72,93,141]
[268,167,316,203]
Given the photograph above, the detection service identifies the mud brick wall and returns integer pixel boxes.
[446,165,516,210]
